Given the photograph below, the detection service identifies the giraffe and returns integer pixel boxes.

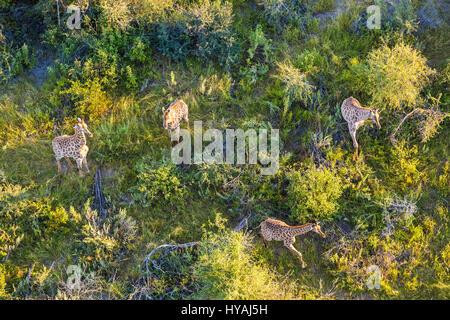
[162,99,189,144]
[260,218,326,268]
[52,118,93,174]
[341,96,381,160]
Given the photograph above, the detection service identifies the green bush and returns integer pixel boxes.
[366,41,435,111]
[191,214,296,299]
[0,43,35,83]
[86,27,153,91]
[241,24,273,83]
[100,0,134,30]
[0,179,75,263]
[274,60,314,113]
[155,20,191,61]
[59,79,112,122]
[262,0,307,31]
[338,56,370,98]
[288,165,344,222]
[46,26,153,94]
[153,0,239,70]
[294,48,328,74]
[130,159,187,207]
[92,117,142,163]
[0,0,11,8]
[0,263,11,299]
[387,141,423,194]
[192,163,242,197]
[134,0,176,23]
[80,204,137,267]
[377,0,417,34]
[312,0,334,13]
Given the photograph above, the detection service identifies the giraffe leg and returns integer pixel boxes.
[285,240,306,268]
[83,157,90,174]
[175,126,180,143]
[76,158,83,175]
[353,147,358,161]
[168,129,174,146]
[260,233,268,248]
[56,159,62,174]
[65,157,75,169]
[349,124,358,161]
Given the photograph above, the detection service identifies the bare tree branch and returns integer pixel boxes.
[142,242,199,273]
[390,108,423,146]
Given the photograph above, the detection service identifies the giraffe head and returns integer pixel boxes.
[369,109,381,130]
[162,107,177,136]
[162,107,169,130]
[312,222,326,238]
[74,118,93,137]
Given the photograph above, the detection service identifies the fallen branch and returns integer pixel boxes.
[234,213,252,232]
[390,105,448,146]
[92,167,108,219]
[390,108,422,146]
[142,242,199,274]
[131,241,198,300]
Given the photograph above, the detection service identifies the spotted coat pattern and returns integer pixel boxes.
[260,218,326,268]
[162,99,189,143]
[52,119,93,174]
[341,96,381,160]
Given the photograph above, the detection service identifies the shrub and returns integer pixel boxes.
[387,140,423,194]
[0,182,27,259]
[433,161,448,199]
[191,214,296,299]
[87,27,153,91]
[338,57,370,98]
[0,180,74,262]
[0,264,7,299]
[59,79,112,122]
[11,43,36,76]
[154,0,240,70]
[0,43,35,83]
[273,60,316,140]
[130,159,187,207]
[378,0,418,34]
[294,48,328,74]
[93,118,142,163]
[262,0,307,31]
[48,26,154,93]
[274,60,314,111]
[417,95,449,143]
[80,204,137,269]
[155,21,191,61]
[100,0,134,30]
[287,165,344,222]
[134,0,176,23]
[0,0,11,8]
[351,0,418,36]
[366,40,435,111]
[312,0,334,13]
[192,163,242,197]
[241,24,273,83]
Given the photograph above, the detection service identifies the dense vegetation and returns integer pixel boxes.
[0,0,448,300]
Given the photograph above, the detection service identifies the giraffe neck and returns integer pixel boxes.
[358,109,372,122]
[287,224,314,237]
[73,129,86,146]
